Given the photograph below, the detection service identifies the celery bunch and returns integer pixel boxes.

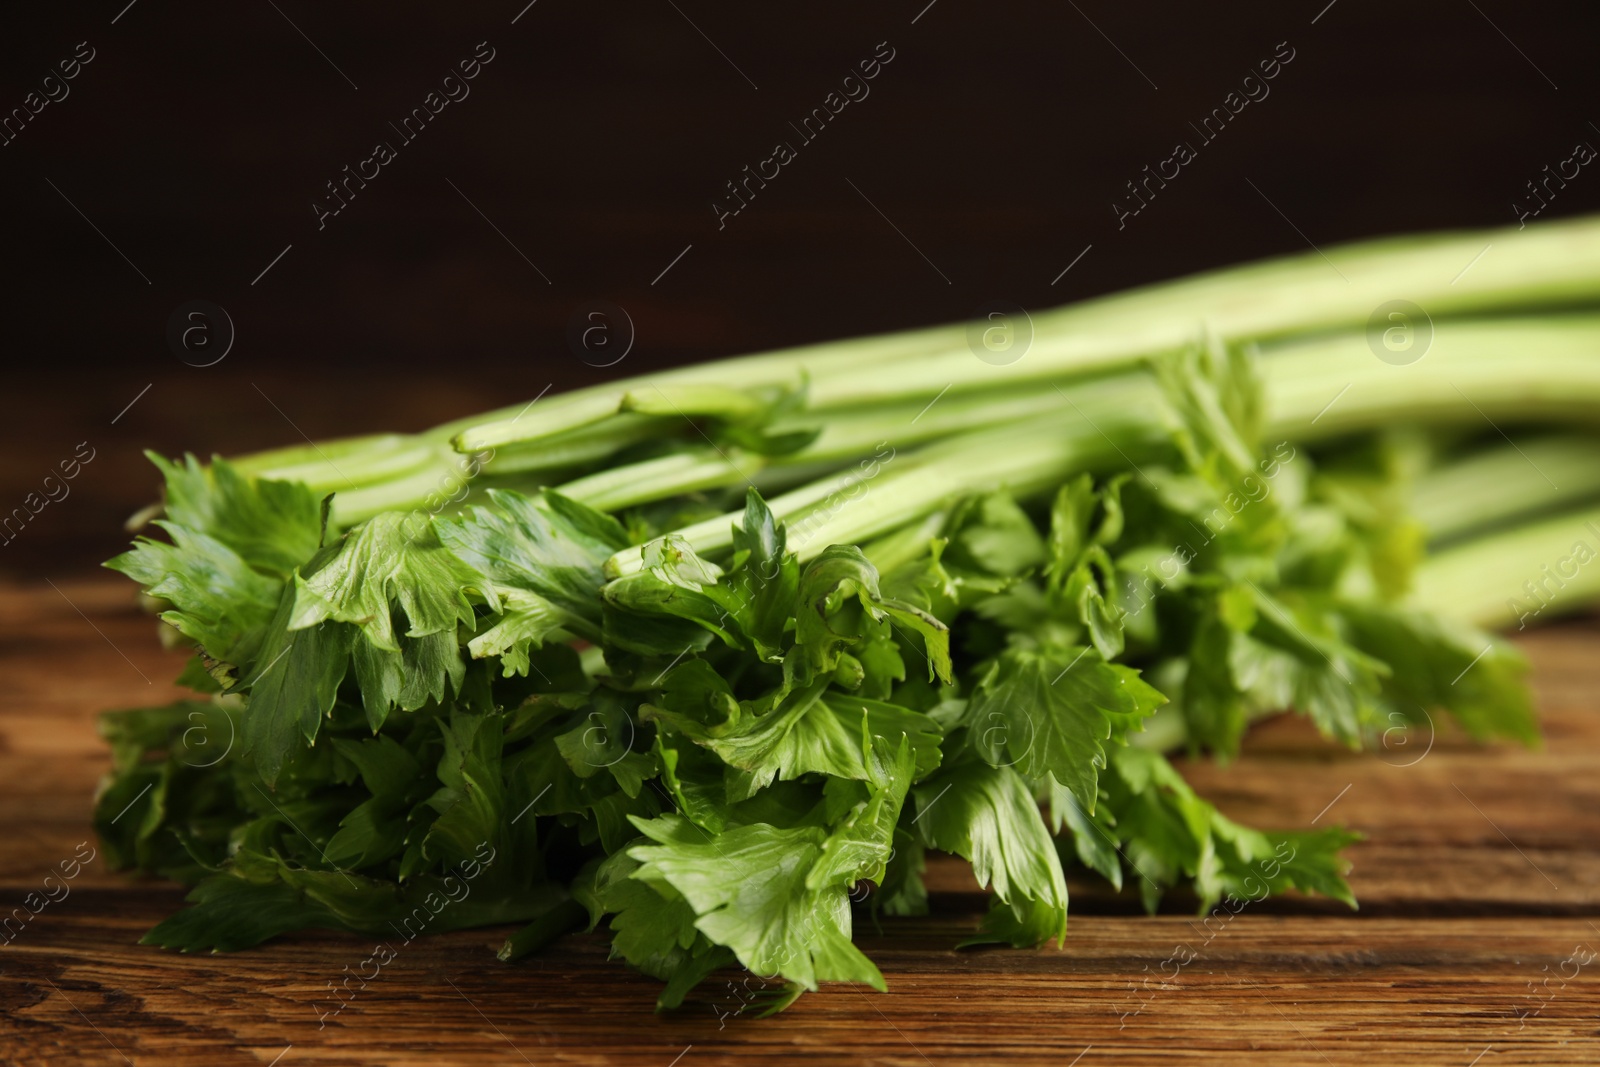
[96,214,1600,1012]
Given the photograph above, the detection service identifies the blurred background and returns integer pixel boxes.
[3,0,1599,579]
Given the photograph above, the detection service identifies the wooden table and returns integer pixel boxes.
[2,577,1596,1065]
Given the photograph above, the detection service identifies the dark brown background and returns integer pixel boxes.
[3,0,1599,579]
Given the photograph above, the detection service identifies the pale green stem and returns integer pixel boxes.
[218,212,1600,521]
[449,214,1600,452]
[230,434,441,493]
[619,384,772,421]
[1409,504,1600,628]
[481,414,669,476]
[558,450,766,511]
[1411,435,1600,543]
[604,401,1169,575]
[452,314,1600,522]
[562,379,1145,514]
[241,314,1600,542]
[1259,317,1600,439]
[603,315,1600,576]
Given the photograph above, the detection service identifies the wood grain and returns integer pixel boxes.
[1,580,1596,1066]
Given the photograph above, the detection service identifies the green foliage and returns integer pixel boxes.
[912,759,1068,947]
[106,456,323,676]
[1071,747,1360,915]
[966,644,1165,811]
[96,342,1541,1022]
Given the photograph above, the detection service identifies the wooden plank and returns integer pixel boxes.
[3,908,1597,1065]
[1,580,1598,1064]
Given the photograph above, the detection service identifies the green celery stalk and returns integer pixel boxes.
[605,380,1168,574]
[1261,317,1600,439]
[603,316,1600,574]
[1411,504,1600,628]
[451,214,1600,452]
[557,449,765,512]
[1411,435,1600,544]
[369,313,1600,525]
[212,222,1600,537]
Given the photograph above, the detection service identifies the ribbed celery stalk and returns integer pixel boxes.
[604,379,1171,575]
[1410,504,1600,628]
[600,316,1600,574]
[1411,435,1600,544]
[203,218,1600,545]
[451,214,1600,452]
[1261,317,1600,438]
